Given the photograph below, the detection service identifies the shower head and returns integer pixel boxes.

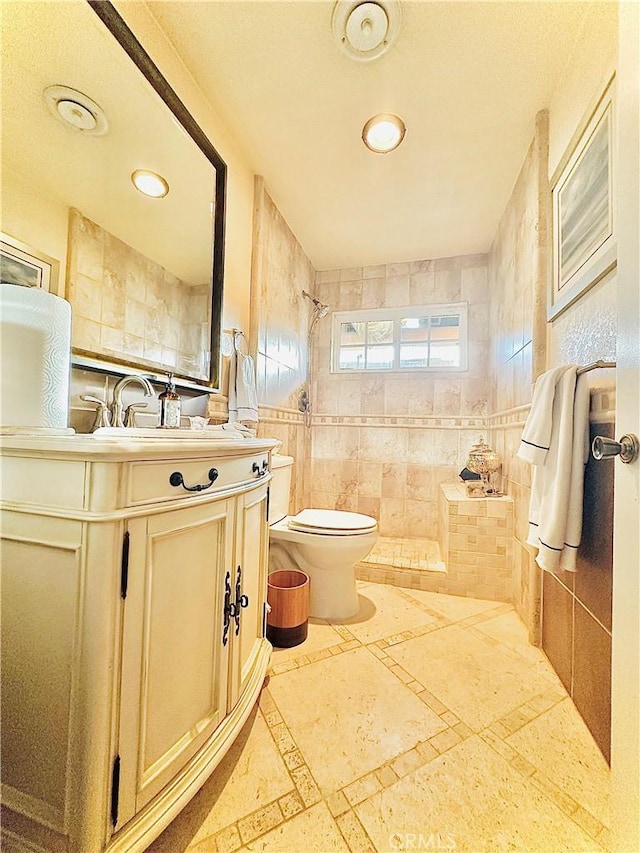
[302,289,330,318]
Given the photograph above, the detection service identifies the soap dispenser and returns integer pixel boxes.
[158,373,181,428]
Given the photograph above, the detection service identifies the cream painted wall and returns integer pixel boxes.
[547,2,617,374]
[1,169,70,298]
[548,3,617,178]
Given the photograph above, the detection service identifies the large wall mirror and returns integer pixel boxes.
[2,0,226,390]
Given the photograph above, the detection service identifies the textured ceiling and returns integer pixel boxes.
[148,0,597,270]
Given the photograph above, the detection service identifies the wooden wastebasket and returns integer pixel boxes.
[266,569,310,648]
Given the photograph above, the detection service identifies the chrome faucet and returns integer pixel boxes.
[111,375,155,427]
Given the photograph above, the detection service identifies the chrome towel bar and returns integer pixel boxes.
[576,359,616,375]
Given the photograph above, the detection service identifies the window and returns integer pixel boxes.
[331,303,467,373]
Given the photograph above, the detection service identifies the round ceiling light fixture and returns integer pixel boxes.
[362,113,406,153]
[131,169,170,199]
[332,0,402,62]
[43,85,108,135]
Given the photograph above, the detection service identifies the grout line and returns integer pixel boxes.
[478,688,609,846]
[247,586,608,852]
[192,638,607,852]
[269,587,520,679]
[250,667,478,852]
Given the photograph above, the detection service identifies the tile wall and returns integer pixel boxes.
[541,408,614,763]
[487,111,550,641]
[486,100,617,759]
[68,209,211,380]
[310,254,491,538]
[437,484,514,602]
[248,178,316,513]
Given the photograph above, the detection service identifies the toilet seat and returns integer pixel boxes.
[288,509,377,536]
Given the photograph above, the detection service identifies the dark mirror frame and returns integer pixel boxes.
[86,0,226,390]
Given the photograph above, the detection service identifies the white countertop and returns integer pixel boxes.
[0,431,278,461]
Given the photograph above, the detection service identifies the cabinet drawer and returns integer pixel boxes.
[127,453,269,506]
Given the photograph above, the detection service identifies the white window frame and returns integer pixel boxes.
[330,302,468,374]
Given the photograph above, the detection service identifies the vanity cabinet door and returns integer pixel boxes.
[228,481,270,711]
[116,497,234,829]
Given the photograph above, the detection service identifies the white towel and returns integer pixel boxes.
[228,350,259,424]
[517,365,572,464]
[517,366,590,572]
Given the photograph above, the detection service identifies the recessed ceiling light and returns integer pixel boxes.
[131,169,169,198]
[362,113,406,153]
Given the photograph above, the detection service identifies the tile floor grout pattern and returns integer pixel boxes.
[361,537,445,572]
[148,582,611,853]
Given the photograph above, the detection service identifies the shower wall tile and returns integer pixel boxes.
[361,377,388,415]
[252,181,314,413]
[434,268,462,302]
[312,425,360,461]
[364,263,386,279]
[251,179,314,509]
[359,427,408,463]
[383,378,410,415]
[406,429,459,467]
[383,275,410,307]
[338,377,362,415]
[357,462,383,498]
[340,266,362,282]
[406,379,435,417]
[409,270,435,304]
[357,495,381,519]
[68,208,211,380]
[437,484,514,601]
[434,379,461,416]
[405,465,433,502]
[379,498,407,536]
[488,111,549,638]
[311,459,357,494]
[361,277,386,309]
[310,251,489,540]
[381,463,407,499]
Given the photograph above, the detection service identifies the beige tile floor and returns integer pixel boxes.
[148,582,610,853]
[362,538,446,572]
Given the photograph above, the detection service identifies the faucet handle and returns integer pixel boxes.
[80,395,111,430]
[124,402,148,428]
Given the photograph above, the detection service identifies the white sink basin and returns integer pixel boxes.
[92,427,241,440]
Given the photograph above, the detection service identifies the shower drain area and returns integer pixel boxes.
[360,537,446,573]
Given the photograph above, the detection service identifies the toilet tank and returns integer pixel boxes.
[269,454,294,524]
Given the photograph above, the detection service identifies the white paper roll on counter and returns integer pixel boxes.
[1,283,72,430]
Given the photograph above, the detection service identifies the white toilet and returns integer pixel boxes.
[268,454,378,620]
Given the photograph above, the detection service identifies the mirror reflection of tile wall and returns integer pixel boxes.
[67,209,211,380]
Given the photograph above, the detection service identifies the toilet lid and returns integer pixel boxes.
[288,509,377,535]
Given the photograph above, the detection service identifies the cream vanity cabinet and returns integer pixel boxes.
[0,436,275,853]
